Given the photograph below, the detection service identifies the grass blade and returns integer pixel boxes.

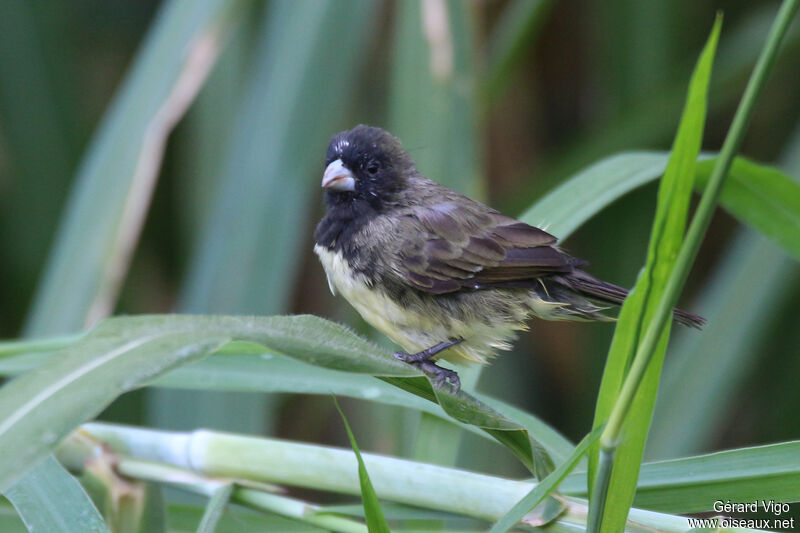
[695,157,800,259]
[196,483,233,533]
[334,398,390,533]
[561,441,800,514]
[587,16,721,531]
[488,425,602,533]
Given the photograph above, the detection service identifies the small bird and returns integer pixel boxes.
[314,125,704,391]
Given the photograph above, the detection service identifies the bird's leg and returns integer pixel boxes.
[393,339,463,391]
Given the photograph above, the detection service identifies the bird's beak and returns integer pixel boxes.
[321,159,356,192]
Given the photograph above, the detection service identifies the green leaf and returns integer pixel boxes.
[587,16,721,531]
[519,152,800,252]
[0,320,230,492]
[4,457,110,533]
[197,484,233,533]
[488,425,602,533]
[0,315,547,492]
[0,342,575,466]
[334,398,390,533]
[561,440,800,514]
[696,157,800,259]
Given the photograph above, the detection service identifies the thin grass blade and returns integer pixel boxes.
[488,425,602,533]
[196,483,233,533]
[334,398,390,533]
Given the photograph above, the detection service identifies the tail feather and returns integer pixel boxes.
[560,270,706,329]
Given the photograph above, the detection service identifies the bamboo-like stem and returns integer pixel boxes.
[591,2,799,530]
[115,458,369,533]
[56,437,371,533]
[76,422,764,533]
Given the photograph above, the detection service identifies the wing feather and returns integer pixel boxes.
[397,201,572,294]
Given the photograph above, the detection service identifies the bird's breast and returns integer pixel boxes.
[313,244,405,330]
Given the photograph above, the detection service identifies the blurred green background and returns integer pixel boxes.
[0,0,798,479]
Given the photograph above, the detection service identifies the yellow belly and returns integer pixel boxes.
[314,245,521,364]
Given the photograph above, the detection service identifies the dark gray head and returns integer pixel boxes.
[321,125,414,211]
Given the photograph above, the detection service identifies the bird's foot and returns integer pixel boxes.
[393,339,463,392]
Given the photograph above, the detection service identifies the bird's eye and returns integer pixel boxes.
[366,162,379,175]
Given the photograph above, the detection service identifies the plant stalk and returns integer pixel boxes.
[76,422,765,532]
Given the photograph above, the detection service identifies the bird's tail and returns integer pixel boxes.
[560,270,706,329]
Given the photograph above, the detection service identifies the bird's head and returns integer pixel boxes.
[321,125,413,211]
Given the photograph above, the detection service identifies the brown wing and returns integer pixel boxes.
[396,201,577,294]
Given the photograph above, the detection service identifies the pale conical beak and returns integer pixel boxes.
[321,159,356,192]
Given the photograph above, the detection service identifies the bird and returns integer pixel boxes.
[314,125,705,391]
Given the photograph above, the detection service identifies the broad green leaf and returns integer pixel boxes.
[0,321,231,492]
[520,152,800,252]
[334,399,390,533]
[0,342,575,466]
[561,441,800,514]
[588,18,720,532]
[4,457,110,533]
[197,484,233,533]
[0,315,546,492]
[696,157,800,259]
[489,425,602,533]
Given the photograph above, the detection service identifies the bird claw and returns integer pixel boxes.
[393,351,461,393]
